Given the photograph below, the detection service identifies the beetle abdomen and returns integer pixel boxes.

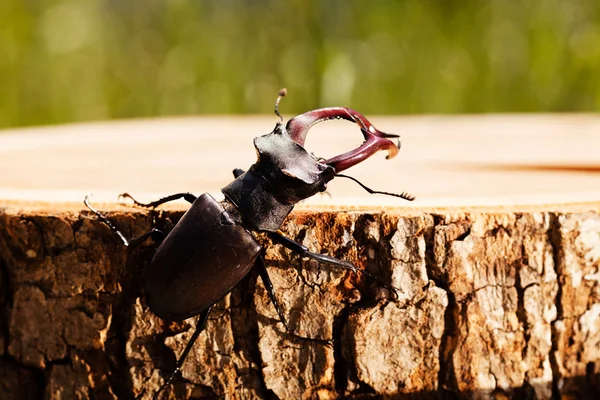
[145,193,261,321]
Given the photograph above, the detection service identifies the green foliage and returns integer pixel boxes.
[1,0,600,128]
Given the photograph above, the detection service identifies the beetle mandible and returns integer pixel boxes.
[84,89,414,398]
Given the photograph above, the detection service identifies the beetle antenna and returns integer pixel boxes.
[274,88,287,123]
[335,174,415,201]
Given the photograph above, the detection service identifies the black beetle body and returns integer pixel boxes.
[84,90,414,398]
[146,193,261,320]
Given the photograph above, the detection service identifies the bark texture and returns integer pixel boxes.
[0,206,599,399]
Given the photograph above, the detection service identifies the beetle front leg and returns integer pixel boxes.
[84,195,166,247]
[119,192,197,208]
[233,168,245,178]
[268,231,399,298]
[256,255,333,345]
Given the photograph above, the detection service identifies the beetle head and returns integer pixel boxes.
[252,122,335,204]
[252,95,403,203]
[221,91,410,232]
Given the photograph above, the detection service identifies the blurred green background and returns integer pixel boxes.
[1,0,600,129]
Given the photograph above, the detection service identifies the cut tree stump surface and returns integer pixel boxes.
[0,115,599,399]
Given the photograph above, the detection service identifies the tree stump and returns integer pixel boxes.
[0,116,599,399]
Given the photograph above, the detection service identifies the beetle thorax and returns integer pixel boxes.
[252,127,335,204]
[221,124,335,232]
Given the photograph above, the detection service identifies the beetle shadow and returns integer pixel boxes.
[227,266,275,398]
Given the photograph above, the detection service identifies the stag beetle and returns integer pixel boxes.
[85,89,414,398]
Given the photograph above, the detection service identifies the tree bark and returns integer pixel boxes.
[1,205,599,399]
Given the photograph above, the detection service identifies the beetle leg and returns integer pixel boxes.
[268,232,399,298]
[127,229,166,247]
[84,195,130,245]
[153,306,213,400]
[119,192,197,208]
[256,255,333,346]
[84,195,166,247]
[232,168,245,178]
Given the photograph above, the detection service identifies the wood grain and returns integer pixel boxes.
[0,114,599,210]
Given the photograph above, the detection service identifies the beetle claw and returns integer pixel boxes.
[285,107,401,172]
[117,193,129,205]
[118,192,149,208]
